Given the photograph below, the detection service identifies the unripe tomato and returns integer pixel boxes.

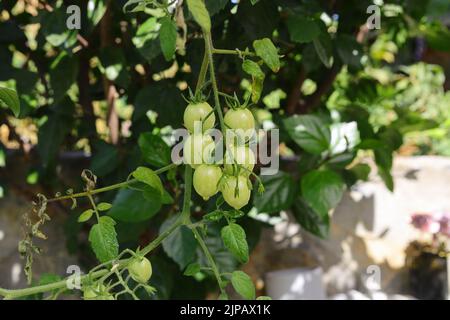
[224,108,255,131]
[128,256,152,284]
[224,145,255,176]
[193,165,222,200]
[221,175,251,210]
[83,283,113,300]
[184,102,216,133]
[183,133,215,168]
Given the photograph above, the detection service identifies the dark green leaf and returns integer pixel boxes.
[283,115,331,154]
[159,17,177,61]
[138,133,171,167]
[0,87,20,117]
[49,52,79,102]
[287,16,321,43]
[313,32,333,68]
[161,215,197,269]
[205,0,228,15]
[253,171,296,214]
[292,197,329,238]
[90,141,119,177]
[108,189,161,222]
[301,169,345,215]
[183,262,201,276]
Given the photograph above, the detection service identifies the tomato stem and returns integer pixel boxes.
[46,163,178,203]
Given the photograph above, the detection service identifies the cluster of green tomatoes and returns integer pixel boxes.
[83,255,152,300]
[183,99,256,210]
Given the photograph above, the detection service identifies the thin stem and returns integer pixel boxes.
[192,227,225,295]
[140,217,183,256]
[87,192,100,221]
[47,163,177,203]
[196,46,209,95]
[205,32,226,134]
[212,48,255,57]
[180,166,193,223]
[0,269,109,300]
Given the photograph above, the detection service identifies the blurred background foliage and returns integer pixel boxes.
[0,0,450,299]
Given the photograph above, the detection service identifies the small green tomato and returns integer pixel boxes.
[184,102,216,133]
[183,133,215,168]
[128,256,152,284]
[193,164,223,200]
[224,145,255,176]
[221,175,251,210]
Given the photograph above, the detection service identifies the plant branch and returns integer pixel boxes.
[46,163,178,203]
[205,32,226,133]
[192,227,225,295]
[212,48,255,57]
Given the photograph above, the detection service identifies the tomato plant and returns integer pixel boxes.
[0,0,449,300]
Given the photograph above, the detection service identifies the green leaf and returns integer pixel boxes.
[159,17,177,61]
[253,171,296,214]
[183,262,201,276]
[161,190,174,205]
[0,87,20,117]
[221,223,249,263]
[90,141,119,177]
[88,216,119,263]
[132,167,164,196]
[231,271,255,300]
[205,0,228,15]
[203,210,225,222]
[37,99,74,167]
[98,47,129,86]
[256,296,272,300]
[108,189,161,222]
[287,16,320,43]
[292,197,329,238]
[253,38,280,72]
[161,215,197,269]
[349,164,371,181]
[336,35,363,69]
[78,209,94,222]
[87,0,107,27]
[313,32,333,68]
[283,115,331,154]
[49,52,79,102]
[242,60,265,103]
[250,0,260,4]
[242,60,265,79]
[97,203,112,211]
[132,17,161,63]
[138,133,171,167]
[186,0,211,31]
[301,169,345,215]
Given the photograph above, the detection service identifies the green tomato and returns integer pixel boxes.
[128,256,152,284]
[183,133,215,168]
[83,283,113,300]
[224,145,255,176]
[184,102,216,133]
[224,108,255,131]
[193,165,222,200]
[221,175,251,210]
